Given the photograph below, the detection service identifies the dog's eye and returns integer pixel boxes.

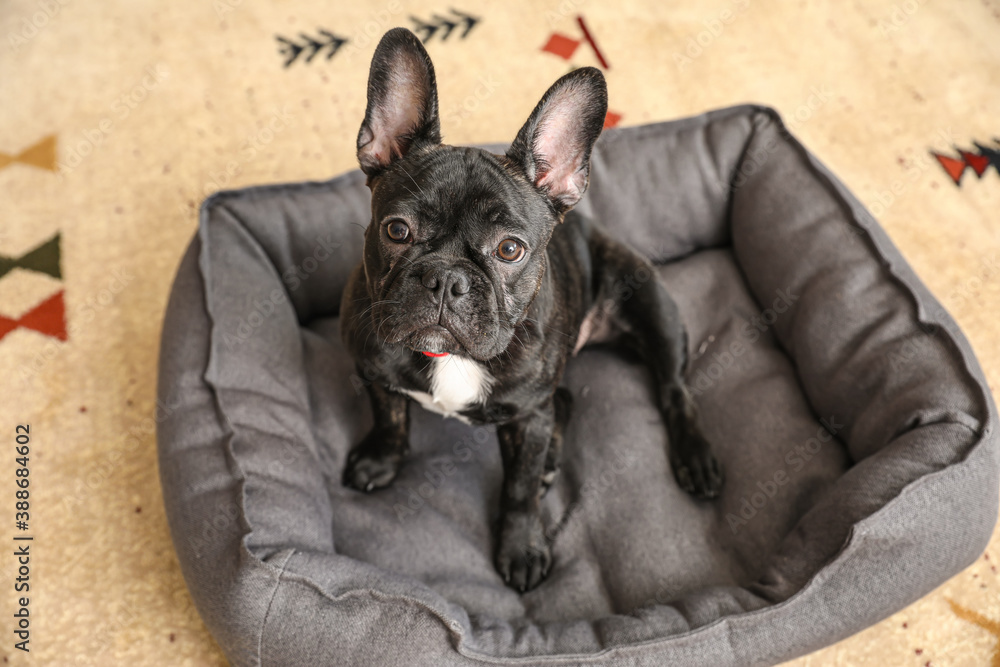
[495,239,525,263]
[385,219,410,243]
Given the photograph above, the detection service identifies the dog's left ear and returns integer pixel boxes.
[506,67,607,214]
[357,28,441,178]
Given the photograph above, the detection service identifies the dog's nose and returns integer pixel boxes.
[448,271,470,296]
[421,267,470,300]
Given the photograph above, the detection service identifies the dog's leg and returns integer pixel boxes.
[595,237,723,499]
[495,399,556,592]
[541,387,572,495]
[342,379,410,492]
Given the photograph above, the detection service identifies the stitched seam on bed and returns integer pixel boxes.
[258,549,295,667]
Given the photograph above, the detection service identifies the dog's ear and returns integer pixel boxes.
[357,28,441,178]
[506,67,607,213]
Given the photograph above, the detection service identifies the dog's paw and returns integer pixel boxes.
[342,434,406,493]
[495,512,551,593]
[670,431,724,500]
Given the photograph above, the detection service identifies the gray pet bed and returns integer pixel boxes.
[157,105,998,666]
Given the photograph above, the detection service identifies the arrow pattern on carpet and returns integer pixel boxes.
[0,291,67,342]
[410,9,479,43]
[277,30,348,67]
[931,139,1000,185]
[0,233,61,281]
[0,135,58,172]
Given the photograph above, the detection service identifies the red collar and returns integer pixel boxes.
[421,351,449,358]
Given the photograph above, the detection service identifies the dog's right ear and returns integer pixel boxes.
[357,28,441,179]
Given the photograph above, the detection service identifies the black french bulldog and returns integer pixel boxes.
[341,28,722,592]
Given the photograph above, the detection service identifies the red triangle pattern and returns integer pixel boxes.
[959,150,991,177]
[0,291,67,342]
[932,152,968,185]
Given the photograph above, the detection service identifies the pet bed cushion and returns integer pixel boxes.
[157,105,998,666]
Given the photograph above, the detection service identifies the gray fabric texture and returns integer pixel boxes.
[157,105,999,667]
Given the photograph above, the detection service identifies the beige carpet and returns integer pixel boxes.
[1,0,998,664]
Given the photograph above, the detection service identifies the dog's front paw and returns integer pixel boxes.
[342,432,406,493]
[495,512,551,593]
[670,429,724,500]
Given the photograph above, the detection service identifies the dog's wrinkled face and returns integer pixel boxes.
[363,147,556,360]
[356,28,607,361]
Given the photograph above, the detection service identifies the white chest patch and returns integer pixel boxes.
[398,355,495,422]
